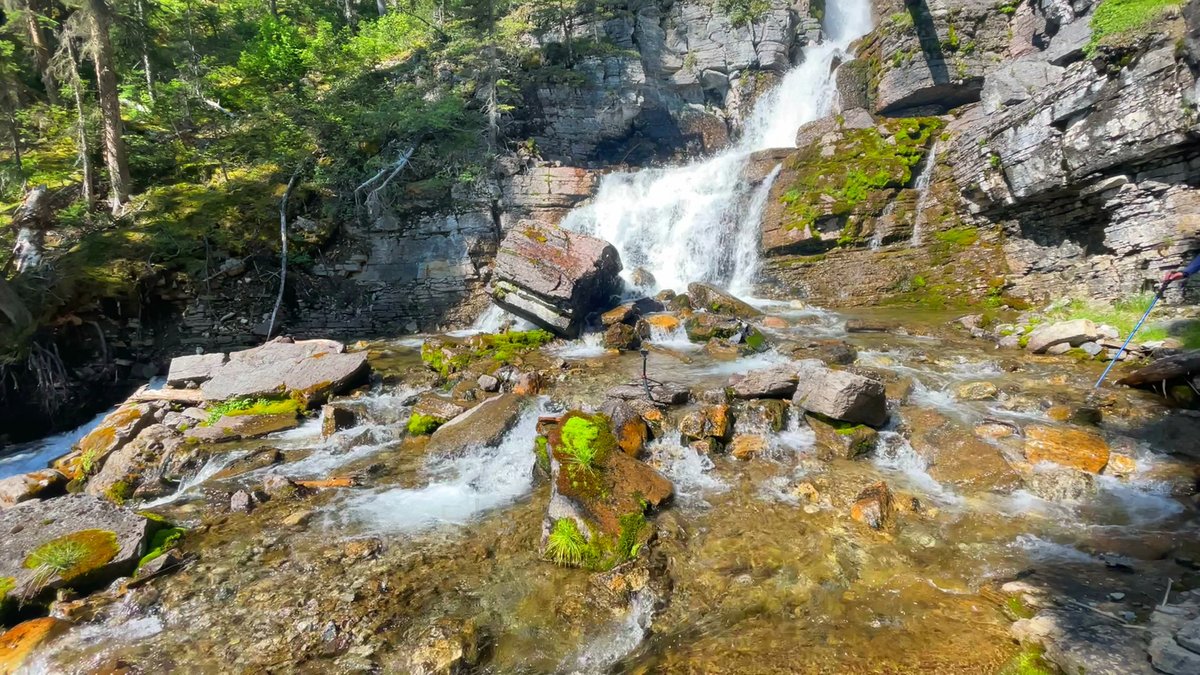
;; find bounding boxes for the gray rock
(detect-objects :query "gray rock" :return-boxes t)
[490,220,622,338]
[0,495,153,593]
[412,394,469,423]
[1176,617,1200,653]
[607,382,690,405]
[1013,608,1156,674]
[687,282,762,319]
[200,338,368,404]
[998,335,1022,349]
[1150,635,1200,674]
[477,374,500,392]
[792,360,888,427]
[426,394,524,456]
[1042,12,1093,66]
[86,424,185,501]
[166,352,228,387]
[1026,319,1100,353]
[1046,343,1073,355]
[982,60,1065,115]
[0,470,65,509]
[1081,341,1104,357]
[230,490,253,513]
[185,413,299,443]
[729,366,798,399]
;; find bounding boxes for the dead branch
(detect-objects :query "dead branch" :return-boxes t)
[267,160,310,340]
[354,146,414,229]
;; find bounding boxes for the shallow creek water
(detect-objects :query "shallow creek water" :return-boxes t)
[20,304,1200,674]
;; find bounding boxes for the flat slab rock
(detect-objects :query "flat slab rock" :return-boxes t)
[165,352,227,387]
[0,495,152,591]
[197,338,368,404]
[425,394,524,456]
[184,413,299,443]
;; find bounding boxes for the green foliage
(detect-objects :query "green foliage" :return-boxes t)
[933,226,979,247]
[0,575,14,600]
[203,397,303,426]
[944,24,961,52]
[889,11,915,28]
[1088,0,1183,56]
[421,342,472,378]
[137,526,187,570]
[407,413,444,436]
[997,1,1019,16]
[714,0,772,27]
[546,518,589,567]
[1044,293,1200,347]
[781,117,944,233]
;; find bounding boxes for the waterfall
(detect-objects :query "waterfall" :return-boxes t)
[560,0,874,294]
[908,139,941,247]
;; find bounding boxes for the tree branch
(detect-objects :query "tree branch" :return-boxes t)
[266,159,311,340]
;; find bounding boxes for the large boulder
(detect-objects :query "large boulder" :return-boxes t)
[0,495,153,596]
[687,283,762,319]
[425,394,524,456]
[1025,319,1100,354]
[729,366,799,399]
[792,360,888,427]
[490,220,622,338]
[199,338,369,404]
[53,403,156,481]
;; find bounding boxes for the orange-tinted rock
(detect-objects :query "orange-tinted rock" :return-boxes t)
[644,314,681,332]
[974,422,1016,440]
[513,372,542,396]
[1023,425,1110,474]
[730,434,768,460]
[679,405,732,442]
[0,618,69,673]
[54,404,154,480]
[850,481,895,530]
[600,400,649,457]
[760,316,789,329]
[1105,453,1138,478]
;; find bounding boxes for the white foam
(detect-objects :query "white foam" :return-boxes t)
[329,401,543,533]
[566,591,655,674]
[552,332,609,359]
[645,438,727,502]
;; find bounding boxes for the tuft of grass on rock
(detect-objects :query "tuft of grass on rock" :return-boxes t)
[1087,0,1184,55]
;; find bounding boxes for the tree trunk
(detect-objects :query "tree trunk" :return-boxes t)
[86,0,130,215]
[376,0,388,16]
[267,0,278,17]
[342,0,357,27]
[9,185,50,273]
[66,38,97,210]
[135,0,154,102]
[24,1,59,105]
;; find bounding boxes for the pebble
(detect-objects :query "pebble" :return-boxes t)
[1109,592,1126,601]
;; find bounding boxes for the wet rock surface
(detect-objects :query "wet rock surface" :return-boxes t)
[490,221,622,338]
[198,338,369,404]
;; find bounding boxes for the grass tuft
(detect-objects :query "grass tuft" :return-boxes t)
[545,518,589,567]
[203,397,303,426]
[1087,0,1183,55]
[23,529,120,586]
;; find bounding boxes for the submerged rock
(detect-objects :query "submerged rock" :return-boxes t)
[684,313,743,342]
[792,360,888,427]
[730,434,768,460]
[1023,424,1110,474]
[490,220,622,338]
[850,481,895,530]
[735,399,788,434]
[679,405,733,446]
[0,617,70,673]
[807,413,878,460]
[955,381,999,401]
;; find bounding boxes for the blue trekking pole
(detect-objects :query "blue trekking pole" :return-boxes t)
[1094,284,1165,388]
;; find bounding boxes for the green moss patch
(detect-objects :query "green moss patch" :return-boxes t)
[998,644,1055,675]
[406,413,443,436]
[1087,0,1183,56]
[137,526,186,570]
[203,397,304,426]
[474,330,555,364]
[780,117,945,238]
[23,529,120,582]
[544,510,648,571]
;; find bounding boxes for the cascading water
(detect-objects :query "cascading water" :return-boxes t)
[907,139,941,246]
[560,0,874,294]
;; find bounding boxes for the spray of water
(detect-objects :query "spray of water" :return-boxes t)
[560,0,874,294]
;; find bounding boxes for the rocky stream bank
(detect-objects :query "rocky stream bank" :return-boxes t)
[3,269,1200,673]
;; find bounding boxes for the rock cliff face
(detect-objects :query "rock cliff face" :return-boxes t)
[754,0,1200,308]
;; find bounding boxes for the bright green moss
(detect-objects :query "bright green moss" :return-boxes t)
[406,413,443,436]
[544,510,648,571]
[560,414,609,471]
[780,117,945,236]
[999,644,1054,675]
[105,480,134,505]
[932,226,979,247]
[0,575,14,600]
[1088,0,1183,55]
[534,435,550,474]
[203,397,303,426]
[137,526,186,570]
[545,518,589,567]
[476,329,555,364]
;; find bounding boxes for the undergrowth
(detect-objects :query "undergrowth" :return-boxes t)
[1046,293,1200,347]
